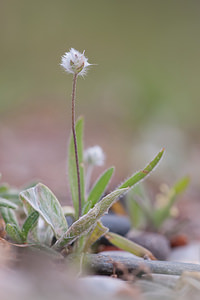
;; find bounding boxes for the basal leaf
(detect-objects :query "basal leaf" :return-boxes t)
[35,217,54,246]
[21,211,39,241]
[0,197,18,209]
[84,167,114,214]
[0,207,20,228]
[68,117,85,219]
[0,190,22,206]
[53,188,128,250]
[119,148,164,189]
[106,232,156,260]
[6,223,23,244]
[20,183,68,239]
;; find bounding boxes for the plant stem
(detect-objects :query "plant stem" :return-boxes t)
[71,73,82,218]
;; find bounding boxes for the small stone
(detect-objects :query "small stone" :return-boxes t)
[169,242,200,263]
[99,214,131,246]
[101,214,131,235]
[79,276,140,298]
[126,230,171,260]
[65,215,74,227]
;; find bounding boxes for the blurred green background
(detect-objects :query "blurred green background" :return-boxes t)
[1,0,200,196]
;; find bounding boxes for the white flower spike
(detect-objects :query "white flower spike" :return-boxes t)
[84,146,105,166]
[61,48,91,76]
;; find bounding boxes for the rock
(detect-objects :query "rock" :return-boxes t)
[126,230,171,260]
[79,276,139,298]
[142,273,179,288]
[169,242,200,263]
[99,214,131,246]
[65,215,74,227]
[101,214,131,236]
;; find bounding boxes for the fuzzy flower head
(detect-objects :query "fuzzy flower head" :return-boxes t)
[84,146,105,166]
[61,48,90,76]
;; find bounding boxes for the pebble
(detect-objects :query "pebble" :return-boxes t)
[126,230,171,260]
[79,275,139,298]
[99,214,131,246]
[169,242,200,263]
[101,214,131,236]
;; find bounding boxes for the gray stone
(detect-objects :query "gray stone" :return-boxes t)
[79,276,134,297]
[169,242,200,263]
[126,230,171,260]
[101,214,131,236]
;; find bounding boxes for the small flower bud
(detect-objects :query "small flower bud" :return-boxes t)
[84,146,105,166]
[61,48,91,76]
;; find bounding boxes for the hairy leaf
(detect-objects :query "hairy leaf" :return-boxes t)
[35,217,54,246]
[20,183,68,239]
[21,211,39,241]
[119,148,164,189]
[83,221,108,252]
[53,188,128,250]
[0,197,18,209]
[6,224,23,244]
[0,207,20,228]
[68,117,85,219]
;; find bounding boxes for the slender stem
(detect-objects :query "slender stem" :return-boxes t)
[71,73,82,218]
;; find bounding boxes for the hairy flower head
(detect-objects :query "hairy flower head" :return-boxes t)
[61,48,90,76]
[84,146,105,166]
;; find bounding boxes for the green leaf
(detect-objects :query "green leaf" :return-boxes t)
[0,207,20,228]
[126,184,154,228]
[68,117,85,219]
[0,183,9,193]
[23,200,35,216]
[20,183,68,239]
[53,188,128,251]
[36,219,54,246]
[6,223,23,244]
[0,197,18,209]
[106,232,156,260]
[126,193,144,228]
[119,148,164,189]
[153,176,190,228]
[84,167,114,214]
[83,221,108,252]
[0,189,22,206]
[173,176,190,195]
[21,211,39,241]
